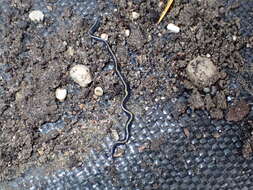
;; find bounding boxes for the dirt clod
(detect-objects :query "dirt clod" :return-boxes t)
[226,100,250,122]
[186,56,219,88]
[210,108,224,120]
[189,90,204,110]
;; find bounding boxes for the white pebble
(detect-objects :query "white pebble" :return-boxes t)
[70,65,92,87]
[94,87,103,96]
[100,33,108,41]
[29,10,44,22]
[124,29,130,37]
[55,88,67,102]
[167,23,180,33]
[132,12,140,20]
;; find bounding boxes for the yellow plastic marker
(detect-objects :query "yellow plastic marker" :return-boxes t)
[157,0,174,24]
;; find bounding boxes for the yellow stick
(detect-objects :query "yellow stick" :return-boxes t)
[157,0,174,24]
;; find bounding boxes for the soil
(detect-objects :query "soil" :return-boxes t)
[0,0,252,182]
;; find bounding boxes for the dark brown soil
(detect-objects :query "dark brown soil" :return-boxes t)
[0,0,252,181]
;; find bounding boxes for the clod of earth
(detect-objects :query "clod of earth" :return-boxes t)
[226,100,250,122]
[186,56,219,88]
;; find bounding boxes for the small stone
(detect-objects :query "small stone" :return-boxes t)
[166,23,180,33]
[100,33,108,41]
[55,88,67,102]
[132,12,140,20]
[79,104,85,109]
[113,147,125,158]
[124,29,130,37]
[158,1,164,7]
[94,87,103,96]
[138,142,151,152]
[186,56,219,88]
[37,148,44,156]
[29,10,44,22]
[203,87,210,93]
[111,129,119,140]
[70,65,92,87]
[183,128,190,138]
[147,34,152,41]
[47,6,53,11]
[66,46,74,56]
[15,91,23,102]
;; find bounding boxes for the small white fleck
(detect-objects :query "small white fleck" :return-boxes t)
[227,96,233,102]
[111,129,119,140]
[132,12,140,20]
[167,23,180,33]
[29,10,44,22]
[158,1,164,8]
[232,35,237,41]
[66,46,74,56]
[124,29,130,37]
[100,33,108,41]
[148,34,152,41]
[206,54,211,58]
[55,88,67,102]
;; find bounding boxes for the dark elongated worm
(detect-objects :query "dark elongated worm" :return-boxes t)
[88,18,134,158]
